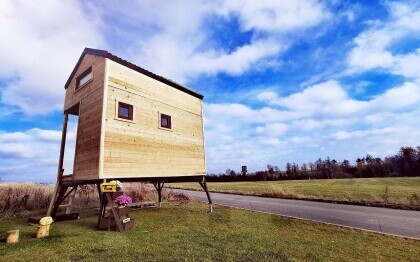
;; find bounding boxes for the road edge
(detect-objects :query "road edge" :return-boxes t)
[168,187,420,211]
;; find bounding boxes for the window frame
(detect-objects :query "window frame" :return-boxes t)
[75,66,93,91]
[160,113,172,129]
[117,101,134,121]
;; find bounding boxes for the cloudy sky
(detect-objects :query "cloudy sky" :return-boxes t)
[1,0,420,182]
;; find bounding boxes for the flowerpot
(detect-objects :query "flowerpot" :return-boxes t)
[123,219,134,231]
[117,206,130,217]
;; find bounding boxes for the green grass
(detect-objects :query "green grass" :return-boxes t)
[0,202,419,262]
[169,177,420,206]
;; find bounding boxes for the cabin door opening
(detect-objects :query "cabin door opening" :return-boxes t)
[62,103,80,176]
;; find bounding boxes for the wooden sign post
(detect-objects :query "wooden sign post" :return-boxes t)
[97,192,134,232]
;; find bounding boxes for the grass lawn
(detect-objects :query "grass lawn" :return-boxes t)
[0,202,419,262]
[168,177,420,207]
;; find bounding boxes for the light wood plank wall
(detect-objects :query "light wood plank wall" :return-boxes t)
[64,55,105,180]
[102,60,206,178]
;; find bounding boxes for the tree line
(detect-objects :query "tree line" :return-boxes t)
[206,146,420,182]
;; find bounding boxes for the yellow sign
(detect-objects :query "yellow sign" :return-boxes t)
[100,181,117,192]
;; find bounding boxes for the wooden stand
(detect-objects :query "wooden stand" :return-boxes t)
[36,225,50,238]
[97,192,134,232]
[6,230,19,244]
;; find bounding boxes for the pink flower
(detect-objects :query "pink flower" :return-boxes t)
[115,194,132,206]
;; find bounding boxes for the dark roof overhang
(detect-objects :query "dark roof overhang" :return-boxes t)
[64,48,203,100]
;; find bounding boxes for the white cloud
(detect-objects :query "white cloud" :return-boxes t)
[332,127,395,140]
[347,2,420,79]
[370,81,420,110]
[0,0,331,115]
[229,80,420,126]
[205,103,303,125]
[255,123,289,137]
[204,79,420,172]
[257,80,420,117]
[136,35,284,82]
[188,39,284,76]
[219,0,330,33]
[0,123,77,182]
[393,49,420,79]
[0,0,104,115]
[102,0,330,83]
[257,80,367,116]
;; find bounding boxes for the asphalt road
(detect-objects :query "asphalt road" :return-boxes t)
[171,189,420,239]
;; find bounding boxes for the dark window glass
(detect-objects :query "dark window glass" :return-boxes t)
[75,67,92,90]
[118,102,133,120]
[161,114,171,129]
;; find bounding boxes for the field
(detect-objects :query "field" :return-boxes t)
[1,202,419,262]
[168,177,420,208]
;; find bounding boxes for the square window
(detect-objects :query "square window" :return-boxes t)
[160,114,171,129]
[76,67,93,90]
[118,102,133,120]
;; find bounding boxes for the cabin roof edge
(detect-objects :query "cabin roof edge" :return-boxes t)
[64,48,204,100]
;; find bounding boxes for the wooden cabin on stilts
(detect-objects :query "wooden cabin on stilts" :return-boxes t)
[47,48,212,222]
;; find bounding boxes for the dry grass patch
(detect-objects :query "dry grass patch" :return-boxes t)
[0,182,187,219]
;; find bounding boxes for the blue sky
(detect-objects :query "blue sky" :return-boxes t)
[1,0,420,182]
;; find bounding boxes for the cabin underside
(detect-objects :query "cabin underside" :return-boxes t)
[47,175,213,221]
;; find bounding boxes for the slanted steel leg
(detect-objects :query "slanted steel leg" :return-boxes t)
[153,181,165,207]
[198,177,213,212]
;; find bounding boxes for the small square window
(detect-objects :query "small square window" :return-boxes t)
[76,67,93,90]
[160,114,171,129]
[118,102,133,120]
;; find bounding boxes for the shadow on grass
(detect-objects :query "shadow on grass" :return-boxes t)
[271,214,295,227]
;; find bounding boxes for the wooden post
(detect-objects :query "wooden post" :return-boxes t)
[6,230,19,244]
[97,192,106,229]
[47,182,59,216]
[65,188,77,214]
[96,183,102,199]
[106,193,124,232]
[57,113,69,183]
[198,177,213,213]
[47,113,68,216]
[153,182,164,207]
